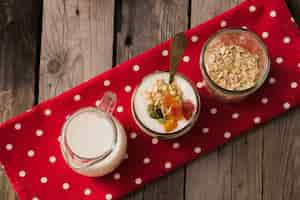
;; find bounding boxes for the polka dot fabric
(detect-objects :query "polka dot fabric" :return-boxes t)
[0,0,299,199]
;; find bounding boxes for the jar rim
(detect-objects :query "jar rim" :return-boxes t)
[200,28,270,95]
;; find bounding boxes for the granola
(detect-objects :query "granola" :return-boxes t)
[144,79,195,132]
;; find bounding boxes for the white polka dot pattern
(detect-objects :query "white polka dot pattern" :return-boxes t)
[106,194,113,200]
[113,173,121,180]
[290,82,298,89]
[262,32,269,39]
[283,36,291,44]
[232,113,239,119]
[162,50,168,56]
[172,142,180,149]
[104,80,111,87]
[5,144,13,151]
[202,128,209,134]
[270,10,277,17]
[124,85,132,93]
[135,178,142,185]
[261,97,269,104]
[254,117,261,124]
[220,20,227,27]
[84,188,92,196]
[191,35,199,43]
[95,100,101,107]
[196,81,205,89]
[32,197,39,200]
[117,106,124,113]
[57,136,62,143]
[276,57,284,64]
[35,129,43,137]
[283,102,290,110]
[249,5,256,13]
[14,123,21,130]
[130,132,137,139]
[73,94,81,101]
[49,156,56,164]
[19,170,26,177]
[269,77,276,84]
[40,177,48,184]
[152,138,159,144]
[27,150,35,158]
[291,17,295,23]
[183,56,190,63]
[194,147,201,154]
[44,109,52,116]
[224,131,231,139]
[62,183,70,190]
[133,65,140,72]
[164,162,172,169]
[143,157,151,164]
[210,108,217,115]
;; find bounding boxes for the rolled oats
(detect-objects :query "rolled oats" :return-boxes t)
[205,45,260,91]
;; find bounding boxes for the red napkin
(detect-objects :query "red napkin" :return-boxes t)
[0,0,299,199]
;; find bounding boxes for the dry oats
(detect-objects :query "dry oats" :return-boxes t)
[205,45,260,91]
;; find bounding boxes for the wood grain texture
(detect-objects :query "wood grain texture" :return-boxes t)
[39,0,115,101]
[116,0,189,199]
[0,0,42,199]
[262,109,300,200]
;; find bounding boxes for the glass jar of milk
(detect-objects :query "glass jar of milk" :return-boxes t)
[60,92,127,177]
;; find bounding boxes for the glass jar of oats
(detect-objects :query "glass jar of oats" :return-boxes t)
[200,29,270,102]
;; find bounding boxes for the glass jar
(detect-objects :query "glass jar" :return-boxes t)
[131,71,201,139]
[60,92,127,177]
[200,28,270,102]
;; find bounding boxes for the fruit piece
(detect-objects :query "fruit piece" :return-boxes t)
[182,100,195,120]
[163,94,184,120]
[163,94,178,107]
[147,104,164,119]
[163,119,178,132]
[169,103,184,120]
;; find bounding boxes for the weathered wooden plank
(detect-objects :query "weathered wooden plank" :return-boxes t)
[0,0,13,31]
[0,0,41,199]
[39,0,115,101]
[262,108,300,200]
[116,0,189,199]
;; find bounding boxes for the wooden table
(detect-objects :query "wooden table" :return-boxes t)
[0,0,300,199]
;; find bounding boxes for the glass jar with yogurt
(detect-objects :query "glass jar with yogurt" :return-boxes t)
[60,92,127,177]
[200,28,270,102]
[132,72,201,139]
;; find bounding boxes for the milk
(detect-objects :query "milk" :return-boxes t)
[66,111,115,158]
[61,108,127,177]
[132,72,200,136]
